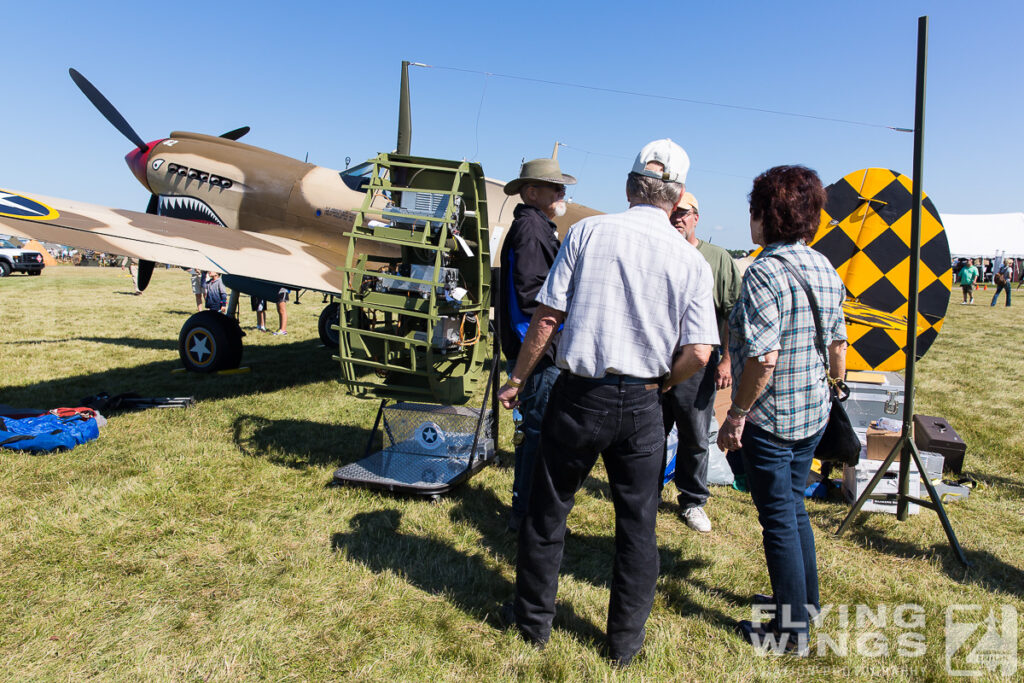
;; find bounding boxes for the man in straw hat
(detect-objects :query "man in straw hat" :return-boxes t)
[497,140,718,666]
[499,157,577,533]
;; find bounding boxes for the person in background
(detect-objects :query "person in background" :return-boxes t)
[719,165,847,656]
[662,191,741,533]
[958,259,979,304]
[497,139,717,667]
[252,296,268,331]
[991,257,1012,307]
[499,157,577,532]
[273,287,289,335]
[121,256,141,295]
[190,269,206,312]
[204,272,227,314]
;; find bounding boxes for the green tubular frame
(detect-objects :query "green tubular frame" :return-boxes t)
[335,153,491,405]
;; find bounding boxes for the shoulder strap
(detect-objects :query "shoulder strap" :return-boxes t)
[766,253,828,368]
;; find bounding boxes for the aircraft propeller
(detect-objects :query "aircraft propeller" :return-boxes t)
[69,68,250,292]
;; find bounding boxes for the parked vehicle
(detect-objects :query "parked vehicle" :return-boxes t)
[0,237,45,276]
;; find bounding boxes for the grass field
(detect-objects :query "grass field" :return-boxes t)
[1,266,1022,681]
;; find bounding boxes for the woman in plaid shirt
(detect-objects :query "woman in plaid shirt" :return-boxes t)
[718,166,848,656]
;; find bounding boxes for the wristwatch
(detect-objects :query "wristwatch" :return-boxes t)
[728,404,749,419]
[507,376,523,388]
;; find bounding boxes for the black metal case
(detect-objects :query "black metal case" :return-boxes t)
[913,414,967,474]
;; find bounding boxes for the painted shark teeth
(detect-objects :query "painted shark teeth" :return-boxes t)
[157,195,226,226]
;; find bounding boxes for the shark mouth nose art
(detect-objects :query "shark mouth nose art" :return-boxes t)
[158,195,226,226]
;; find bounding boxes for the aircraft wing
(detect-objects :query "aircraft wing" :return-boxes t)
[0,188,347,293]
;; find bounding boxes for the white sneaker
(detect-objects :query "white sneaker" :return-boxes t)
[682,506,712,533]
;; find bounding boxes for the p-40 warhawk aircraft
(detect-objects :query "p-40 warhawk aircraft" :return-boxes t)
[0,64,597,403]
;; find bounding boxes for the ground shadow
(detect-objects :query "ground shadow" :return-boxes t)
[330,509,604,646]
[3,338,345,409]
[232,415,372,470]
[819,509,1024,599]
[951,471,1024,498]
[2,336,177,350]
[447,483,736,635]
[580,476,612,501]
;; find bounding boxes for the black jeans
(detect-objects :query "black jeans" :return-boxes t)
[662,349,719,509]
[509,357,561,519]
[513,372,664,660]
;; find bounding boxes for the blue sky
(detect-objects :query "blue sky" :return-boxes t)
[1,1,1020,249]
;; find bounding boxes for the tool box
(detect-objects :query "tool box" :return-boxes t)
[913,414,967,474]
[842,458,920,515]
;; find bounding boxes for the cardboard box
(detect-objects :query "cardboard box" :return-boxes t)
[842,458,920,514]
[866,426,902,461]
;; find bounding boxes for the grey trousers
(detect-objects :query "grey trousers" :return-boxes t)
[662,349,719,510]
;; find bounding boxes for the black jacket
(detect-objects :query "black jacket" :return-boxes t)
[498,204,561,363]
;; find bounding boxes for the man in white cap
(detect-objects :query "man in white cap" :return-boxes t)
[663,191,742,533]
[497,139,718,666]
[499,158,577,532]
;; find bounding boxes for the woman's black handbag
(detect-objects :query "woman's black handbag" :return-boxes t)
[767,255,861,467]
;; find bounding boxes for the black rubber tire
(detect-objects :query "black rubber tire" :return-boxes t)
[30,270,42,276]
[318,302,340,349]
[178,311,244,373]
[0,261,11,277]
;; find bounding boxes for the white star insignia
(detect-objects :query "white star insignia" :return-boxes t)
[189,336,211,362]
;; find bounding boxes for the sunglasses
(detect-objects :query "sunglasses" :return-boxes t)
[530,182,566,193]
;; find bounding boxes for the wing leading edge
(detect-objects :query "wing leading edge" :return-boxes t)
[0,188,347,294]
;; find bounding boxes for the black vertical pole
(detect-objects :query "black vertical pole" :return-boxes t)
[835,16,969,566]
[895,16,928,520]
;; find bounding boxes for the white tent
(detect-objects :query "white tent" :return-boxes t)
[940,212,1024,258]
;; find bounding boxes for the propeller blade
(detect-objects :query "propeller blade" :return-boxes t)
[137,260,155,292]
[133,196,161,292]
[68,68,148,152]
[220,126,250,141]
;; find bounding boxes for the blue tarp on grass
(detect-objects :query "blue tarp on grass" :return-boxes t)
[0,413,99,453]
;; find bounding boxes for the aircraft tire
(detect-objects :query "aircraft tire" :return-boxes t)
[179,311,243,373]
[318,302,340,349]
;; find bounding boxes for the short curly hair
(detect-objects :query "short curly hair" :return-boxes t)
[748,165,826,244]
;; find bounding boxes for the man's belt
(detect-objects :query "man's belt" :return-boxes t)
[563,371,662,386]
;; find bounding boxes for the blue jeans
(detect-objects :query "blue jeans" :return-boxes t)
[741,421,825,636]
[991,282,1012,306]
[509,358,561,519]
[514,372,664,660]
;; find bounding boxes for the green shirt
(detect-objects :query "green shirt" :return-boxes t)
[958,265,978,285]
[695,239,742,344]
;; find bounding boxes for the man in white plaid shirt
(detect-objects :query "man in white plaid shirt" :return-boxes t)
[496,139,718,667]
